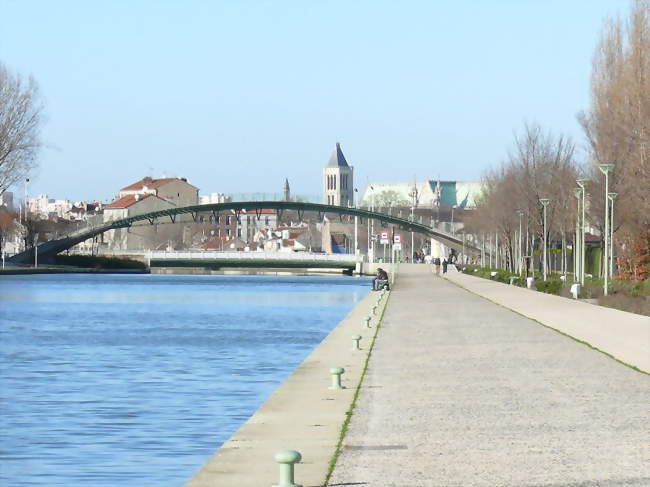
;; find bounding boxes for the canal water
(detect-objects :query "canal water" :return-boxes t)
[0,273,370,486]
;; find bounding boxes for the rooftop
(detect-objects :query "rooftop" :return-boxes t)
[120,176,191,192]
[105,194,159,209]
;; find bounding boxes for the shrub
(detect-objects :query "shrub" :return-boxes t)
[535,279,563,295]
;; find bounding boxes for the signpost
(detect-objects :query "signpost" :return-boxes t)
[393,234,402,251]
[380,231,389,262]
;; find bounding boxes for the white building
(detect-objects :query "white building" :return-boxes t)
[27,194,73,219]
[359,180,483,210]
[200,192,231,205]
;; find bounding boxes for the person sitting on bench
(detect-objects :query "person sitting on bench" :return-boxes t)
[373,268,390,291]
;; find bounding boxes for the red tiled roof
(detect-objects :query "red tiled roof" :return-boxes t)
[105,194,155,209]
[120,177,181,192]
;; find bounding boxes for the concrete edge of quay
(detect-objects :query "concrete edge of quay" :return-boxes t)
[185,281,391,487]
[443,269,650,374]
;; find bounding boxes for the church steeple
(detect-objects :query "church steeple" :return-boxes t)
[323,143,354,206]
[283,178,291,201]
[327,142,350,168]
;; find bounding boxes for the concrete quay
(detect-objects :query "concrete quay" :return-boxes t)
[186,282,390,487]
[329,265,650,486]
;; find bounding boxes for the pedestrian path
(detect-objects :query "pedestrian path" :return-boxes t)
[329,265,650,487]
[445,268,650,372]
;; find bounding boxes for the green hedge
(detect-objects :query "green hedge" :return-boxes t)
[54,255,147,270]
[535,279,563,295]
[463,265,563,294]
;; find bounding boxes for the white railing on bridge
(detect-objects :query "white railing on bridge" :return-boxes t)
[147,250,362,262]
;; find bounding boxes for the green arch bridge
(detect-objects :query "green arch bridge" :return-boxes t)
[8,201,471,265]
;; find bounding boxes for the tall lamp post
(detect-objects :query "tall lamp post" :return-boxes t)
[574,187,582,283]
[576,179,588,284]
[540,198,550,281]
[608,192,618,279]
[517,210,524,276]
[598,164,614,296]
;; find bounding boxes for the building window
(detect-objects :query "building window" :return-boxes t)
[237,228,242,237]
[226,215,231,225]
[226,228,231,236]
[199,215,205,223]
[215,215,220,223]
[265,217,269,225]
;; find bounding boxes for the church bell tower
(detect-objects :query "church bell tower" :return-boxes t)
[323,143,354,207]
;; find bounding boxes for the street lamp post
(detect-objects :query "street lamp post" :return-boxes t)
[598,164,614,296]
[540,198,550,281]
[576,179,588,284]
[608,192,618,279]
[517,210,524,276]
[574,187,582,283]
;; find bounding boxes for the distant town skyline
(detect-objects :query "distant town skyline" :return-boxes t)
[0,0,626,201]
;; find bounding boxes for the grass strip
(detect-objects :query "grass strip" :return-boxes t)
[323,281,395,485]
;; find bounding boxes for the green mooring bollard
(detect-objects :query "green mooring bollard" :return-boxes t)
[329,367,345,390]
[273,450,302,487]
[364,316,372,328]
[352,334,362,350]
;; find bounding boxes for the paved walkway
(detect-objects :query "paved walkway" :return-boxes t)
[329,265,650,487]
[445,268,650,372]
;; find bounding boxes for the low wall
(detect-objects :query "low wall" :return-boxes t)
[186,286,391,486]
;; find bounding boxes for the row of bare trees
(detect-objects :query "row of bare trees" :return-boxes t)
[464,123,580,275]
[466,0,649,281]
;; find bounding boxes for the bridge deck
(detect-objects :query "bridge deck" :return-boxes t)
[329,265,650,486]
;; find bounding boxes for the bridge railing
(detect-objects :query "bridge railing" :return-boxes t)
[147,250,363,262]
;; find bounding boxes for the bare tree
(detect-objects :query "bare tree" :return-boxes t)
[465,123,580,275]
[0,62,44,194]
[0,206,17,254]
[578,0,649,279]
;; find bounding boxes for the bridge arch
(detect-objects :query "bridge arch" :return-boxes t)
[8,201,472,264]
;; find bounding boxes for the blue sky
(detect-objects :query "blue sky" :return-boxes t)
[1,0,626,201]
